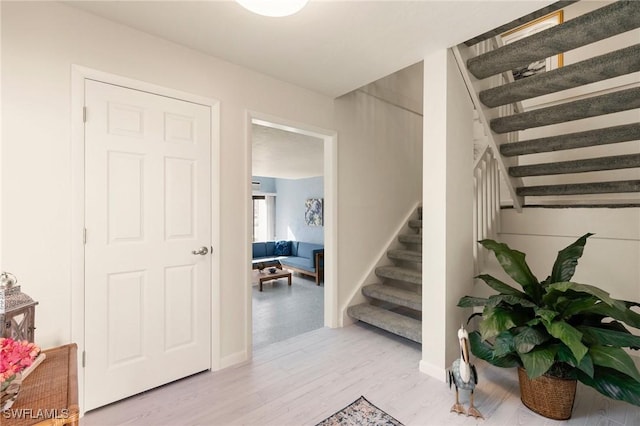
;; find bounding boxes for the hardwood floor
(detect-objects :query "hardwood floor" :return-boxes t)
[82,323,640,425]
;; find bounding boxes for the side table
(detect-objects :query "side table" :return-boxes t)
[2,343,79,426]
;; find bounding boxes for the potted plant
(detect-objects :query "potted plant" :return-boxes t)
[458,233,640,420]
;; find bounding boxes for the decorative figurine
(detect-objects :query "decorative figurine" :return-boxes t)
[448,325,483,419]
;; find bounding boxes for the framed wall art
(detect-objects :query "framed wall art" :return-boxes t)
[304,198,323,226]
[501,11,564,80]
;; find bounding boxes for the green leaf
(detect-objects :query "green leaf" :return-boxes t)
[578,325,640,349]
[475,274,527,297]
[487,294,537,308]
[514,327,550,354]
[468,331,521,368]
[520,347,556,379]
[544,320,588,363]
[479,240,541,301]
[556,344,594,378]
[547,282,626,311]
[577,367,640,407]
[479,306,518,340]
[493,331,515,358]
[584,302,640,329]
[589,346,640,382]
[560,296,599,318]
[535,308,558,323]
[457,296,489,308]
[550,233,594,283]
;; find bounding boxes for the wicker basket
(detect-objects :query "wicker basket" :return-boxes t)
[517,367,577,420]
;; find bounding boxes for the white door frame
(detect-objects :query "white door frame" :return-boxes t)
[245,111,338,356]
[70,65,221,414]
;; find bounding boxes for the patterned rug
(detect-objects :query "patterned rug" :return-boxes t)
[316,396,404,426]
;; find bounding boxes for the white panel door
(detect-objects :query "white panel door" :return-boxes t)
[84,80,212,410]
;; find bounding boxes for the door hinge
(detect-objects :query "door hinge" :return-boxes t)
[82,350,86,368]
[83,228,87,245]
[83,106,87,123]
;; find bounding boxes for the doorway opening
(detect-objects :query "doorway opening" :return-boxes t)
[246,114,337,353]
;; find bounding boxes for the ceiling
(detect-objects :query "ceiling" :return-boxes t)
[65,1,552,179]
[65,0,552,98]
[252,124,324,179]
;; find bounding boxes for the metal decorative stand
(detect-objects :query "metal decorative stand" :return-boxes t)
[0,272,38,342]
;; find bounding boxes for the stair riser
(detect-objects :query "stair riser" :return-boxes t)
[509,154,640,177]
[517,180,640,197]
[480,44,640,108]
[467,1,640,79]
[387,250,422,264]
[399,234,422,245]
[363,287,421,312]
[408,219,422,232]
[491,87,640,134]
[376,267,422,286]
[347,304,422,343]
[500,123,640,157]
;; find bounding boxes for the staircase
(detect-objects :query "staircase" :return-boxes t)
[456,0,640,208]
[346,1,639,345]
[347,206,422,343]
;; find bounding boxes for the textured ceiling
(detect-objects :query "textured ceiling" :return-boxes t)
[252,124,324,179]
[65,0,551,97]
[64,0,552,178]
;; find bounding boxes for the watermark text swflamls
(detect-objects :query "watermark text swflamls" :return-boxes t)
[2,408,70,420]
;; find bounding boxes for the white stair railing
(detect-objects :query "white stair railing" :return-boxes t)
[473,145,501,274]
[452,38,525,211]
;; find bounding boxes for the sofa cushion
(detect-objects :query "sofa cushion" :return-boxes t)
[296,242,324,260]
[280,256,315,272]
[265,241,276,256]
[252,242,267,259]
[274,240,291,256]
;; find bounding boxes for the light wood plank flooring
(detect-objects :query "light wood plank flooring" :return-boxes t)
[83,323,640,425]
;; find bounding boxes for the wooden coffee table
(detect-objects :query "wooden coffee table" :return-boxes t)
[257,269,292,291]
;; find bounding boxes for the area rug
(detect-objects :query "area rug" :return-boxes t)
[316,396,404,426]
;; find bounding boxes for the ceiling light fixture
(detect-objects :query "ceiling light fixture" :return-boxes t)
[235,0,309,17]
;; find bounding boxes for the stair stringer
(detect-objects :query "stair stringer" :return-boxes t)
[340,201,422,327]
[452,42,525,211]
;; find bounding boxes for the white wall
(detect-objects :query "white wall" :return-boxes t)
[420,49,474,380]
[1,2,334,364]
[476,209,640,305]
[334,86,423,320]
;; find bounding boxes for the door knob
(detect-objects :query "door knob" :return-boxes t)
[191,246,209,255]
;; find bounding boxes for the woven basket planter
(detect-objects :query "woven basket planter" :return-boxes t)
[517,367,577,420]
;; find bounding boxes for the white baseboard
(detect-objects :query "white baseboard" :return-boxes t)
[218,350,248,370]
[419,360,447,383]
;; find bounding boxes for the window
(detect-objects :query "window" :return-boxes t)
[253,195,275,242]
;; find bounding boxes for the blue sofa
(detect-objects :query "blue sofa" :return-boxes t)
[252,240,324,285]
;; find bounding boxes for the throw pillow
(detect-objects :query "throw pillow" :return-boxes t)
[274,240,291,256]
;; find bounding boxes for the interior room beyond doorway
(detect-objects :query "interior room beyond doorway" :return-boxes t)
[250,119,326,349]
